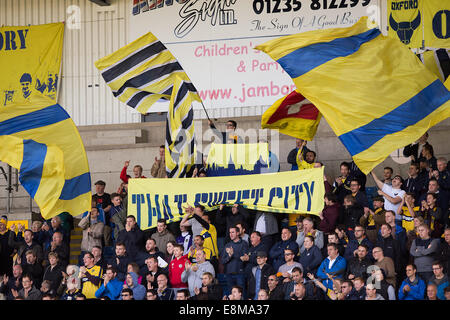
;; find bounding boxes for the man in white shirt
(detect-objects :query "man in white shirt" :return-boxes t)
[371,171,405,225]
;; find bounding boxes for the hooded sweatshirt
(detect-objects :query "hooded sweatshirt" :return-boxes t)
[123,272,146,300]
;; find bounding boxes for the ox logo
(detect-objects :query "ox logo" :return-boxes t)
[389,11,421,45]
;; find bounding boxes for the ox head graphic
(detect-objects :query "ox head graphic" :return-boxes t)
[389,11,421,45]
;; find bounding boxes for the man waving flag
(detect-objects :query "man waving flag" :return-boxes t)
[256,17,450,174]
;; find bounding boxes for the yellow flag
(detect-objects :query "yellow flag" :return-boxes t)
[423,0,450,48]
[387,0,423,48]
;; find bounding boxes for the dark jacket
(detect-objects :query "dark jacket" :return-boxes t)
[403,142,431,163]
[107,253,133,282]
[340,204,364,231]
[216,205,250,239]
[0,230,15,276]
[247,263,274,299]
[44,243,70,269]
[22,262,44,288]
[244,241,271,276]
[298,245,323,274]
[0,275,22,300]
[403,176,426,202]
[438,238,450,274]
[268,284,285,300]
[269,239,299,272]
[283,279,320,300]
[18,285,42,300]
[344,237,374,261]
[345,256,373,280]
[142,266,168,289]
[8,232,44,265]
[42,264,64,292]
[117,226,145,260]
[287,146,310,170]
[221,238,249,274]
[135,248,165,270]
[376,235,406,274]
[194,283,223,300]
[343,287,360,300]
[319,203,340,234]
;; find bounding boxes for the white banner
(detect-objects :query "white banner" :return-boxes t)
[129,0,380,111]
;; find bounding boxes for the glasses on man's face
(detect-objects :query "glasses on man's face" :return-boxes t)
[284,253,293,256]
[268,279,275,281]
[432,267,442,271]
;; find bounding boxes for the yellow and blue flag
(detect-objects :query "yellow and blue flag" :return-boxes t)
[0,135,65,218]
[256,16,450,174]
[95,32,201,115]
[0,101,92,219]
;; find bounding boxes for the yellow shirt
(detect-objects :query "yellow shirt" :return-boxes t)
[401,205,419,232]
[81,265,103,299]
[200,224,218,258]
[188,247,213,262]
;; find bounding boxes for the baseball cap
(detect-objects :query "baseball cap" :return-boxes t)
[94,180,106,186]
[256,251,267,258]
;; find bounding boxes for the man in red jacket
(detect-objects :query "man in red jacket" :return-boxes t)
[319,192,340,235]
[168,244,189,292]
[120,160,146,184]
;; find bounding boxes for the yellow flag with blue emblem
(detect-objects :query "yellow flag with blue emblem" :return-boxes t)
[0,135,65,218]
[256,16,450,174]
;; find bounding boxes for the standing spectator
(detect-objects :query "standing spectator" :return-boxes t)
[79,207,104,265]
[42,252,63,293]
[151,145,166,178]
[181,249,215,297]
[316,243,347,290]
[79,252,103,299]
[136,238,166,270]
[180,205,207,237]
[269,227,299,272]
[123,272,146,300]
[318,192,340,234]
[420,192,443,237]
[117,215,145,260]
[345,244,372,281]
[156,273,175,300]
[187,235,213,264]
[421,144,437,171]
[332,162,352,204]
[360,196,386,244]
[383,210,407,246]
[278,248,303,282]
[241,231,271,278]
[41,216,69,251]
[383,167,393,185]
[221,226,249,297]
[298,235,323,275]
[107,242,132,282]
[92,180,112,217]
[0,218,14,276]
[120,160,146,184]
[410,224,440,282]
[31,221,45,247]
[108,192,124,246]
[151,219,176,257]
[43,231,70,269]
[296,217,324,253]
[350,179,369,212]
[247,251,274,300]
[418,178,448,217]
[216,204,250,244]
[8,225,43,266]
[165,241,176,263]
[371,171,405,227]
[372,268,396,300]
[340,195,364,240]
[435,156,450,216]
[253,211,279,250]
[267,274,284,300]
[95,266,122,300]
[287,138,311,171]
[403,163,426,202]
[92,245,107,271]
[373,246,397,288]
[429,261,449,300]
[143,256,168,290]
[11,274,42,300]
[398,264,426,300]
[168,244,189,291]
[22,250,43,289]
[191,212,219,261]
[235,222,249,244]
[403,132,430,163]
[0,264,23,300]
[438,228,450,274]
[398,193,420,234]
[193,272,222,300]
[176,224,192,255]
[344,225,373,261]
[377,223,406,279]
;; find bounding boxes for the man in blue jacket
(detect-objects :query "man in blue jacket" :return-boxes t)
[316,243,347,290]
[95,266,122,300]
[269,227,299,272]
[398,264,426,300]
[221,226,249,298]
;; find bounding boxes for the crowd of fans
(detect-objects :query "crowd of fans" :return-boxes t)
[0,125,449,301]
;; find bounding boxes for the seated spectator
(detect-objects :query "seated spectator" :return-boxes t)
[156,273,174,300]
[325,232,345,257]
[242,231,271,277]
[445,286,450,300]
[410,224,440,282]
[429,261,449,300]
[257,288,269,300]
[151,219,176,258]
[181,249,215,297]
[123,272,145,300]
[22,250,43,289]
[298,235,323,275]
[332,162,352,204]
[284,267,319,300]
[8,225,43,266]
[372,268,396,300]
[31,220,45,247]
[377,223,406,278]
[223,285,243,300]
[426,283,439,300]
[316,243,347,290]
[421,143,437,171]
[360,196,386,244]
[176,288,190,300]
[296,216,324,253]
[345,244,372,281]
[289,282,307,300]
[235,222,249,244]
[398,264,426,300]
[0,264,23,300]
[165,241,176,263]
[383,167,393,185]
[79,207,105,264]
[382,210,407,246]
[344,225,373,261]
[42,252,63,293]
[146,289,159,300]
[418,178,448,218]
[151,146,166,178]
[120,288,134,300]
[438,228,450,274]
[41,215,68,251]
[176,224,192,255]
[136,238,166,270]
[420,192,443,237]
[126,262,142,284]
[373,247,397,288]
[306,271,342,300]
[40,280,53,297]
[278,249,303,283]
[92,245,107,271]
[107,242,132,282]
[403,162,426,202]
[11,274,42,300]
[269,227,299,272]
[334,225,349,247]
[79,252,103,299]
[318,192,340,235]
[267,274,284,300]
[353,277,366,300]
[59,265,81,300]
[339,280,359,300]
[193,272,222,300]
[187,235,213,264]
[365,283,385,300]
[117,215,145,261]
[95,266,122,300]
[168,244,189,291]
[398,193,420,234]
[247,251,274,300]
[143,256,168,290]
